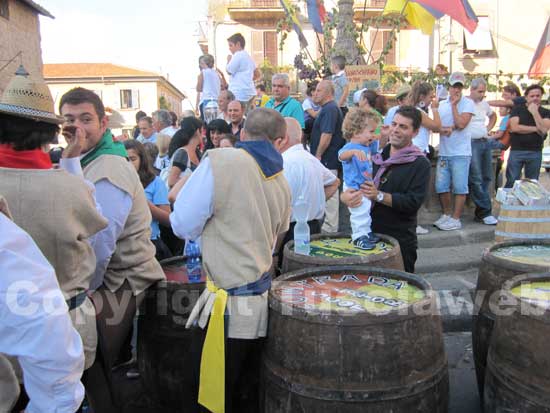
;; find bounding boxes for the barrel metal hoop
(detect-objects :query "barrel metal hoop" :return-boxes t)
[497,216,550,223]
[263,358,449,402]
[494,231,550,239]
[501,205,550,211]
[486,354,550,407]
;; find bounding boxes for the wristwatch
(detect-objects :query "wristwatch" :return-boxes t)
[376,191,384,203]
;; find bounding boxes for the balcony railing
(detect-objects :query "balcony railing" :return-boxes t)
[228,0,282,8]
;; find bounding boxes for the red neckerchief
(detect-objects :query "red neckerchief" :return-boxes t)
[0,144,53,169]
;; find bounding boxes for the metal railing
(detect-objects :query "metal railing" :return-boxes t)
[228,0,281,8]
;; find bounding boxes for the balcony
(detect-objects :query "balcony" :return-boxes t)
[353,0,387,21]
[227,0,285,23]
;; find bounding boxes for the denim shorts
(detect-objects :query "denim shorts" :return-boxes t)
[435,156,471,195]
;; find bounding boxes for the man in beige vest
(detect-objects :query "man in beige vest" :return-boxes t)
[59,87,165,412]
[171,108,291,412]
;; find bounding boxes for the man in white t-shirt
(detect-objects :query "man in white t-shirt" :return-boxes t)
[226,33,258,114]
[467,78,498,225]
[434,72,476,231]
[276,117,340,265]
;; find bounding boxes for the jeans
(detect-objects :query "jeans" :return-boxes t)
[469,139,493,218]
[435,156,471,195]
[505,150,542,188]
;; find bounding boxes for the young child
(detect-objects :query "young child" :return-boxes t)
[154,133,171,170]
[339,107,381,250]
[124,140,172,260]
[331,55,350,116]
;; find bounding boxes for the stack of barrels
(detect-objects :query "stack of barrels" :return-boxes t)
[473,239,550,411]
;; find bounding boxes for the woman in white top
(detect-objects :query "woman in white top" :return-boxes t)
[408,81,442,235]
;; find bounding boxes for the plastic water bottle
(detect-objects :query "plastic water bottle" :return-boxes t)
[293,196,310,255]
[185,240,202,283]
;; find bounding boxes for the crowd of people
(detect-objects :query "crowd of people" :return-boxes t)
[0,30,549,413]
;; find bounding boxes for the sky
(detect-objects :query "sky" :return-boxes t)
[38,0,208,109]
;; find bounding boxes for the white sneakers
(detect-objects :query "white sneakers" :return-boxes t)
[438,217,462,231]
[416,225,429,235]
[434,215,462,231]
[433,214,450,228]
[481,215,498,225]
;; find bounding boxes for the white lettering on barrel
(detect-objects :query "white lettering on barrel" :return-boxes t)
[337,274,362,283]
[312,276,332,285]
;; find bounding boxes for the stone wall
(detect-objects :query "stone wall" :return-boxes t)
[0,0,43,94]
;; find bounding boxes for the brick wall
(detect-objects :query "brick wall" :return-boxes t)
[0,0,43,94]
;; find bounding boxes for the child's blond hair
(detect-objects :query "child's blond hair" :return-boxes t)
[155,133,171,156]
[342,107,380,141]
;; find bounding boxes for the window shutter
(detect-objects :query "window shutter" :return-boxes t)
[264,32,278,67]
[251,31,265,66]
[132,90,140,108]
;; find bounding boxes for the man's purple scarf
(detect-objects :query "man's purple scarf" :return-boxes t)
[372,145,425,188]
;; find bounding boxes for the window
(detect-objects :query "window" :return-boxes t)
[120,89,139,109]
[251,30,278,67]
[0,0,9,19]
[463,16,495,56]
[369,30,396,65]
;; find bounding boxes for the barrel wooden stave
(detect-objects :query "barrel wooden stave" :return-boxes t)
[484,273,550,412]
[138,257,205,408]
[262,266,448,412]
[282,232,404,273]
[472,240,550,399]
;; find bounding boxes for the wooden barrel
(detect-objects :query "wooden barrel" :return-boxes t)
[262,265,449,412]
[137,256,205,408]
[495,203,550,242]
[282,232,404,273]
[472,240,550,399]
[484,273,550,412]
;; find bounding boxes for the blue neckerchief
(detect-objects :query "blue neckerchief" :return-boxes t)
[235,140,283,180]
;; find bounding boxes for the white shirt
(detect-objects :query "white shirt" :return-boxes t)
[0,213,84,412]
[413,107,430,153]
[384,105,399,125]
[200,68,221,103]
[438,96,476,156]
[469,99,494,139]
[161,125,179,138]
[282,144,337,222]
[226,50,256,101]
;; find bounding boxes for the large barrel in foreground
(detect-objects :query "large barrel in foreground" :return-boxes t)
[485,273,550,412]
[472,241,550,399]
[262,266,448,413]
[137,256,205,408]
[282,232,404,273]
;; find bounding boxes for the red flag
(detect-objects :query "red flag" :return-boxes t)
[529,18,550,78]
[415,0,478,33]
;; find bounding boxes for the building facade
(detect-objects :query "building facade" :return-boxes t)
[43,63,186,136]
[0,0,53,93]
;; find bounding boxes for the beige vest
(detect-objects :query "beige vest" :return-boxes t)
[83,155,165,294]
[0,168,108,368]
[189,148,291,338]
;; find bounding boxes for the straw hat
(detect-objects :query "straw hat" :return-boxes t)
[0,65,64,124]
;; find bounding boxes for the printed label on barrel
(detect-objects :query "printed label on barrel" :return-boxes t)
[272,273,425,313]
[511,281,550,308]
[492,245,550,266]
[309,238,394,258]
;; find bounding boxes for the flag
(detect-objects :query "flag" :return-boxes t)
[415,0,478,33]
[383,0,440,35]
[280,0,308,49]
[306,0,327,34]
[529,18,550,78]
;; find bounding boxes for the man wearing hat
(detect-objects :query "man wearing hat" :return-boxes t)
[58,87,166,411]
[384,84,412,126]
[434,71,476,231]
[0,67,107,405]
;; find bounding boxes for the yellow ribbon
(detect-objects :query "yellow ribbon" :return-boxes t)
[198,279,228,413]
